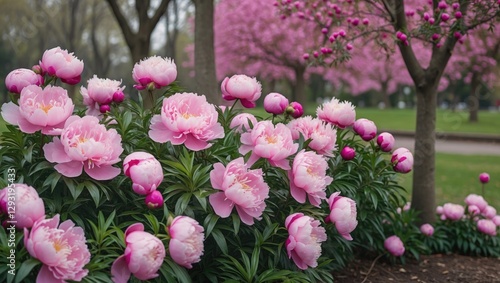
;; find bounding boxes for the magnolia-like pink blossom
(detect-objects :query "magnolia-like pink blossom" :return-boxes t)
[168,216,205,268]
[81,75,125,116]
[384,235,405,256]
[132,56,177,90]
[442,203,465,221]
[39,47,84,84]
[221,74,262,108]
[353,118,377,141]
[341,146,356,160]
[239,121,298,170]
[123,152,164,195]
[288,102,304,118]
[287,116,337,156]
[377,132,395,152]
[477,219,497,236]
[264,92,289,114]
[24,214,90,282]
[479,172,490,184]
[316,98,356,128]
[289,150,333,207]
[145,191,164,209]
[420,223,434,236]
[149,92,224,151]
[209,157,269,225]
[111,223,166,282]
[1,85,74,135]
[5,68,43,94]
[482,206,497,219]
[464,194,488,212]
[285,213,327,270]
[327,192,358,240]
[230,113,258,133]
[391,147,414,173]
[43,115,123,180]
[0,184,45,229]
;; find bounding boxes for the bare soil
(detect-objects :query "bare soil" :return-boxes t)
[334,254,500,283]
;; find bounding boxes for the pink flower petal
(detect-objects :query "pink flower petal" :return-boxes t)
[54,161,83,177]
[111,255,131,283]
[43,138,72,163]
[209,192,234,218]
[210,163,226,190]
[184,135,210,151]
[37,264,66,283]
[85,165,121,180]
[1,102,22,125]
[149,115,173,143]
[235,206,256,225]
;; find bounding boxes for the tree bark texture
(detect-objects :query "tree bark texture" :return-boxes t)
[293,67,307,107]
[193,0,219,105]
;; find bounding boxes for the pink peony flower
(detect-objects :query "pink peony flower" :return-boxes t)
[326,192,358,240]
[289,150,333,207]
[420,223,434,236]
[384,235,405,256]
[436,205,444,215]
[123,152,164,195]
[221,74,262,108]
[145,191,164,209]
[43,115,123,180]
[316,98,356,128]
[209,157,269,225]
[477,219,497,236]
[39,47,84,84]
[1,85,74,135]
[111,223,165,282]
[0,184,45,229]
[391,147,414,173]
[377,132,395,152]
[493,215,500,226]
[479,172,490,184]
[442,203,465,221]
[132,56,177,90]
[168,216,205,269]
[239,121,299,170]
[230,113,258,133]
[24,214,90,282]
[287,116,337,156]
[353,118,377,141]
[340,146,356,160]
[149,92,224,151]
[264,92,289,115]
[482,206,497,219]
[468,205,481,215]
[288,102,304,118]
[285,213,327,270]
[464,194,488,212]
[81,75,125,116]
[5,68,43,94]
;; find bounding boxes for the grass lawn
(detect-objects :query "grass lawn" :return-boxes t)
[396,153,500,210]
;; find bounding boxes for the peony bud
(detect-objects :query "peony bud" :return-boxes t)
[145,191,164,209]
[99,104,111,113]
[341,146,356,160]
[420,224,434,236]
[264,92,289,115]
[441,13,450,22]
[113,91,125,103]
[479,172,490,184]
[455,11,462,19]
[377,132,395,152]
[288,102,304,118]
[438,1,447,9]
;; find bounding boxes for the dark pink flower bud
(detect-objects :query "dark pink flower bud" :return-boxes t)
[339,30,346,37]
[346,43,353,50]
[438,1,447,9]
[264,92,289,115]
[431,33,440,41]
[441,13,450,22]
[362,18,369,25]
[341,146,356,160]
[113,91,125,103]
[455,11,462,19]
[377,132,395,152]
[452,3,460,10]
[303,53,310,60]
[396,31,402,39]
[423,12,430,21]
[321,28,328,34]
[399,33,407,41]
[391,148,414,173]
[436,43,443,48]
[100,104,111,113]
[313,51,319,58]
[479,172,490,184]
[297,12,305,19]
[329,36,335,43]
[288,101,303,118]
[353,118,377,141]
[145,191,164,209]
[351,18,359,26]
[454,32,462,40]
[429,17,435,24]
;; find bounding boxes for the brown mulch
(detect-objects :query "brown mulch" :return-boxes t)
[333,254,500,283]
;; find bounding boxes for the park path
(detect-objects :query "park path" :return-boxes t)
[394,137,500,156]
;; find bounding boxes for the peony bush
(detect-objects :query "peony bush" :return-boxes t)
[3,46,482,283]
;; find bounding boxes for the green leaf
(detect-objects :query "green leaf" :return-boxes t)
[212,229,228,254]
[15,258,40,283]
[231,213,241,235]
[204,214,219,237]
[85,181,101,207]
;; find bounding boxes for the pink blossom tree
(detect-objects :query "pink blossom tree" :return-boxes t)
[277,0,500,223]
[214,0,325,107]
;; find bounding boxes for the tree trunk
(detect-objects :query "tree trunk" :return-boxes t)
[468,72,480,123]
[193,0,219,105]
[293,67,307,108]
[381,81,391,109]
[411,85,437,224]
